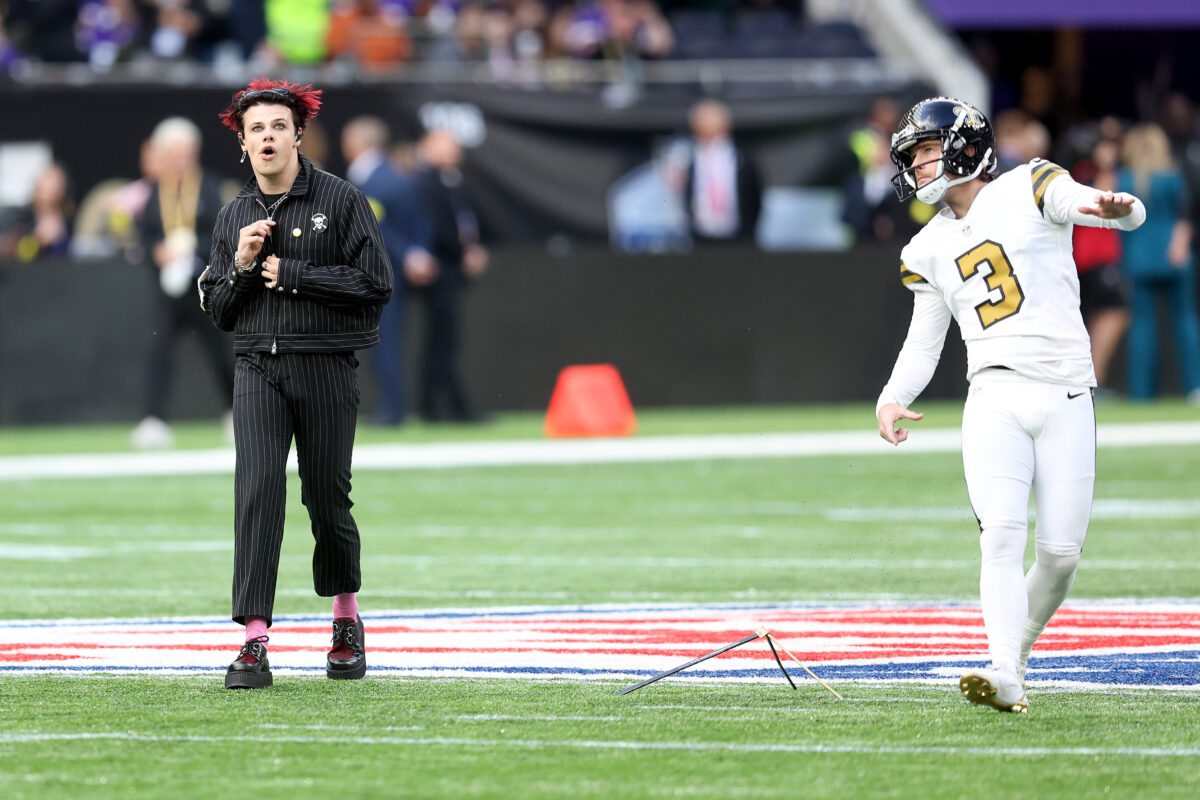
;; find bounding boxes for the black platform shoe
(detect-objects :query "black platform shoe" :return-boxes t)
[326,616,366,680]
[225,637,273,689]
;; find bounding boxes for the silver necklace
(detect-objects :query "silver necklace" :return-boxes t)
[261,192,288,219]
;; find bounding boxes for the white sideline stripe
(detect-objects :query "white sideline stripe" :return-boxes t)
[0,588,951,602]
[24,547,1200,569]
[2,421,1199,481]
[638,702,944,710]
[260,723,425,732]
[828,498,1200,522]
[0,541,230,561]
[1,731,1198,757]
[363,554,1200,571]
[455,714,627,722]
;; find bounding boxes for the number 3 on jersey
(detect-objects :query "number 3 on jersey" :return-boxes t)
[955,240,1025,329]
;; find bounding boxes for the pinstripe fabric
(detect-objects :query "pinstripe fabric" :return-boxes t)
[198,154,393,353]
[231,352,361,625]
[200,153,390,628]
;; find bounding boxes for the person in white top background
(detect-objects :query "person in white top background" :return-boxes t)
[875,97,1146,713]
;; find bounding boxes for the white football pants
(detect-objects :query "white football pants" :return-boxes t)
[961,369,1095,675]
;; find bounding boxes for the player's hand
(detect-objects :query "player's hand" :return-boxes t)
[878,403,923,446]
[1078,191,1136,219]
[261,254,280,289]
[236,219,275,266]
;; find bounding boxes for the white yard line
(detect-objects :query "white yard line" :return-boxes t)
[0,731,1197,757]
[2,421,1199,481]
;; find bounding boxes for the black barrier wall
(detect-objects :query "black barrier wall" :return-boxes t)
[0,245,974,424]
[1,82,924,245]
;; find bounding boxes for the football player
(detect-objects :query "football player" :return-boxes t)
[875,97,1146,713]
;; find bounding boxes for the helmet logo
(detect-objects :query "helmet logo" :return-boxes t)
[953,105,986,129]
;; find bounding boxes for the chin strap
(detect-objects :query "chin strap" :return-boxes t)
[916,146,994,204]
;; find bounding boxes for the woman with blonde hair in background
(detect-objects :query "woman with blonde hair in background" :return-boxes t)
[1117,122,1200,403]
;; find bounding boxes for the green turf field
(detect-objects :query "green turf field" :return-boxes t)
[1,402,1199,798]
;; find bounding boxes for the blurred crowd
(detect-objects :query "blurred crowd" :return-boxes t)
[0,0,816,75]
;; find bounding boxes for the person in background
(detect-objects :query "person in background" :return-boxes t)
[562,0,674,62]
[226,0,268,60]
[262,0,332,65]
[0,162,73,262]
[131,117,233,449]
[144,0,221,62]
[342,115,429,425]
[1161,92,1200,315]
[993,109,1033,173]
[1071,125,1128,395]
[106,138,159,263]
[327,0,412,72]
[73,0,143,69]
[1116,122,1200,404]
[845,96,936,242]
[409,128,489,422]
[1162,92,1200,234]
[665,98,761,244]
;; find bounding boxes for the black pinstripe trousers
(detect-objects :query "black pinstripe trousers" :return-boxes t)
[231,351,362,626]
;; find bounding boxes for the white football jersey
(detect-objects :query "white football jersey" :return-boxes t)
[877,160,1146,412]
[901,160,1094,384]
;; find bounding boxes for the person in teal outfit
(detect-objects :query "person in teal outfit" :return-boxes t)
[1117,123,1200,403]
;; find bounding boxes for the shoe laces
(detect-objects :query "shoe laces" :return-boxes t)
[238,636,268,664]
[331,618,360,654]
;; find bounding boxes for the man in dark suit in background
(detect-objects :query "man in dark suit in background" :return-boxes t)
[341,116,428,425]
[408,128,489,422]
[674,99,762,244]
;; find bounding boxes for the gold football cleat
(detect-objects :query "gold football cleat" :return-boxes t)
[959,670,1029,714]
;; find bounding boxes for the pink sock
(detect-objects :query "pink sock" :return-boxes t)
[333,593,358,620]
[245,616,268,643]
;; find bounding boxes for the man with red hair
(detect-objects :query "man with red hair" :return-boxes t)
[199,79,392,689]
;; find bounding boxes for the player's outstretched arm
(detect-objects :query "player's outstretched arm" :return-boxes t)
[1043,171,1146,230]
[877,403,924,446]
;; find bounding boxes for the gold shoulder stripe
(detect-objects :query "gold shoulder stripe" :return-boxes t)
[1030,160,1058,183]
[899,263,927,285]
[1031,162,1065,191]
[1031,162,1067,214]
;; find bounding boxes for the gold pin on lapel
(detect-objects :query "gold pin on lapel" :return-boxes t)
[292,228,302,237]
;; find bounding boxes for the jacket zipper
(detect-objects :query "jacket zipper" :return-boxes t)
[255,194,289,355]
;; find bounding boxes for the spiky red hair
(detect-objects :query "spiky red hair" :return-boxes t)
[218,78,323,133]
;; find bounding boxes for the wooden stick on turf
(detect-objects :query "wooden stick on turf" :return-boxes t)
[764,632,844,699]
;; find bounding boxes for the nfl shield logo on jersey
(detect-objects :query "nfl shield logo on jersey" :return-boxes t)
[311,213,328,232]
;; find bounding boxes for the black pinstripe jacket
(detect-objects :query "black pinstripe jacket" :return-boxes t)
[199,154,393,354]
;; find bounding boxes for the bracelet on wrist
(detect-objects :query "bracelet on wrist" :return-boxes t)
[234,254,256,273]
